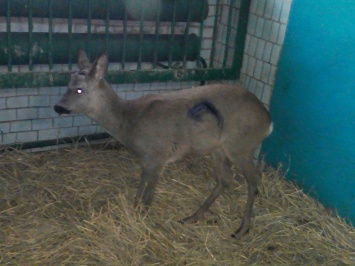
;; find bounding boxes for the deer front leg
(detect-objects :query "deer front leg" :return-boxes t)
[134,164,163,211]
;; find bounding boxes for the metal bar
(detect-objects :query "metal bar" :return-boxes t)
[223,0,235,68]
[168,0,177,68]
[28,0,33,71]
[6,0,12,72]
[232,0,251,78]
[0,33,200,65]
[0,0,208,22]
[121,0,128,70]
[48,0,53,70]
[7,133,110,151]
[87,0,92,58]
[153,0,161,69]
[196,0,207,68]
[68,0,73,70]
[137,0,144,70]
[183,0,192,68]
[209,0,220,68]
[105,0,110,54]
[0,68,234,89]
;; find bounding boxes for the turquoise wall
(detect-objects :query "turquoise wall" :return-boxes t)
[262,0,355,224]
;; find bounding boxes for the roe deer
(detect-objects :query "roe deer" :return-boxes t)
[54,50,273,238]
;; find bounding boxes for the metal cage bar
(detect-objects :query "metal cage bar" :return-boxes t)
[48,0,53,70]
[105,0,110,55]
[121,0,128,70]
[6,0,12,72]
[182,0,192,68]
[168,0,177,68]
[87,0,92,58]
[209,0,221,68]
[28,0,33,71]
[68,0,73,70]
[223,0,236,68]
[0,0,252,88]
[197,0,207,68]
[137,0,144,70]
[153,0,161,69]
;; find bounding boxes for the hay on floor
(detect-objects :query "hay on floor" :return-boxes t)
[0,142,354,265]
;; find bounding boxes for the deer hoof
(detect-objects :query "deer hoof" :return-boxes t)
[231,227,249,239]
[178,215,200,224]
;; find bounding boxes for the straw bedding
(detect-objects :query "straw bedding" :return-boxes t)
[0,142,354,265]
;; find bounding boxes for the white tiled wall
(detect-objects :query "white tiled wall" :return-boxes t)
[0,0,292,148]
[240,0,292,108]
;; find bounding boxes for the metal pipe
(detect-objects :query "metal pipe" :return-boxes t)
[0,33,200,65]
[0,0,209,22]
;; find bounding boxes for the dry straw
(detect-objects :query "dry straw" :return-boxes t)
[0,142,354,265]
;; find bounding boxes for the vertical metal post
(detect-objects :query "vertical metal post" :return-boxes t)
[232,0,251,78]
[48,0,53,70]
[105,0,110,55]
[28,0,33,70]
[197,0,207,68]
[168,0,177,68]
[68,0,73,70]
[87,0,92,58]
[182,0,192,68]
[223,0,236,68]
[209,0,220,68]
[6,0,12,72]
[121,0,128,70]
[153,0,161,69]
[137,0,144,70]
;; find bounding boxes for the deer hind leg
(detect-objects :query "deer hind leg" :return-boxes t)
[180,149,232,224]
[134,163,164,211]
[231,157,260,239]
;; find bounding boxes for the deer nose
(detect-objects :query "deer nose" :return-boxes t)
[54,105,71,114]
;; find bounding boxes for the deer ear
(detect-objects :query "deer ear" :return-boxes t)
[77,49,90,70]
[90,54,108,81]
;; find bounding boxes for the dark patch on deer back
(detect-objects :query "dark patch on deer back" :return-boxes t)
[188,101,224,129]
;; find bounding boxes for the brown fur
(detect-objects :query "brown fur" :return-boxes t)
[54,50,273,238]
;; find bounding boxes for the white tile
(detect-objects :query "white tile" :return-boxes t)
[277,23,287,45]
[247,14,257,36]
[261,62,272,83]
[244,35,251,53]
[250,0,258,14]
[280,1,292,24]
[254,81,265,99]
[248,78,257,93]
[268,65,278,85]
[262,20,273,41]
[254,59,263,80]
[246,57,256,77]
[247,36,258,56]
[261,84,273,105]
[256,0,267,16]
[270,21,281,43]
[264,0,275,19]
[241,54,249,74]
[255,39,266,59]
[271,0,283,21]
[262,41,273,62]
[255,17,265,38]
[270,44,282,65]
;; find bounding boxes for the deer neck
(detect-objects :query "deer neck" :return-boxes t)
[88,83,128,145]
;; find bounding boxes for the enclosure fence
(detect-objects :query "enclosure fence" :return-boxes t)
[0,0,250,88]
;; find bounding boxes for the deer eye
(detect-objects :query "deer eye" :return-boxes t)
[76,88,83,94]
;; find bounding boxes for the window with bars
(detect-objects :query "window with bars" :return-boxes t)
[0,0,250,88]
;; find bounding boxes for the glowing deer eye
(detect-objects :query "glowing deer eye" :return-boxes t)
[76,88,83,94]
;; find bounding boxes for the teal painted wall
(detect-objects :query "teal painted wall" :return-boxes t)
[262,0,355,224]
